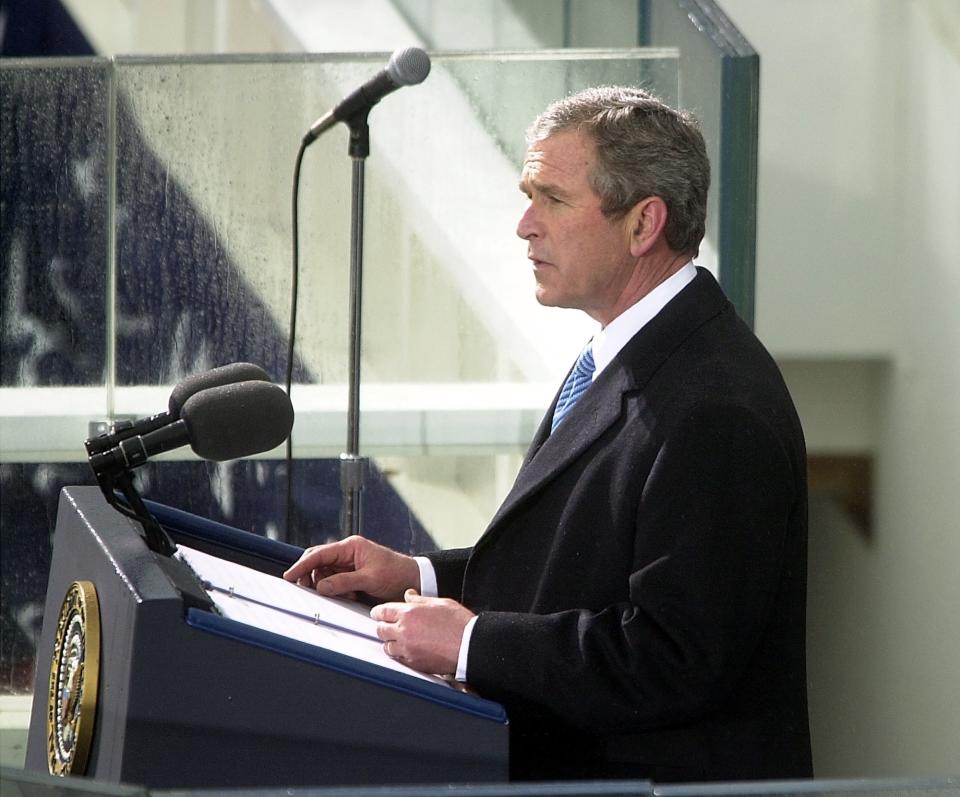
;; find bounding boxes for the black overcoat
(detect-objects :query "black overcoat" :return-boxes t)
[428,269,813,782]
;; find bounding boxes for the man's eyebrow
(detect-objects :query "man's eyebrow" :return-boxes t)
[518,176,571,199]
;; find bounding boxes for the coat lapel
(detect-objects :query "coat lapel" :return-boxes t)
[480,268,730,539]
[482,365,629,533]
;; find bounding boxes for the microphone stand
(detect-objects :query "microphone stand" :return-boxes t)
[340,110,372,537]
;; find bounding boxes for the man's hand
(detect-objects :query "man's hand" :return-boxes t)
[282,536,420,603]
[371,590,475,677]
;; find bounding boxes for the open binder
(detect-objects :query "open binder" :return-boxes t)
[25,486,508,789]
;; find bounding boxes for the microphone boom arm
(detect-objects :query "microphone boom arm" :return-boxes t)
[95,467,176,556]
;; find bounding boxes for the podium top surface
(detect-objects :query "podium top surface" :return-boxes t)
[57,486,508,724]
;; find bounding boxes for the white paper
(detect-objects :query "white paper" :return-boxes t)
[175,545,450,687]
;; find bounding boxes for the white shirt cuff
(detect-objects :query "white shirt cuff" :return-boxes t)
[455,615,478,682]
[413,556,438,598]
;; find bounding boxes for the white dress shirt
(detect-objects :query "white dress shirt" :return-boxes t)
[416,262,698,681]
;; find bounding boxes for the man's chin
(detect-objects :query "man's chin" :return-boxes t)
[534,289,556,308]
[534,286,570,309]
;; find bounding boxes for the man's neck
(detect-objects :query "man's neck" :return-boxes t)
[595,251,691,328]
[590,261,697,378]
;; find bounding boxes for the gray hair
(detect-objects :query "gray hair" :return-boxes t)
[526,86,710,257]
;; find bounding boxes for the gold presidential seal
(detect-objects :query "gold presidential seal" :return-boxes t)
[47,580,101,776]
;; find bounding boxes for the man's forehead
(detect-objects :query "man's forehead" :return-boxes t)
[521,130,594,179]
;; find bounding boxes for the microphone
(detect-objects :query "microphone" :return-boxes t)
[84,362,271,456]
[303,46,431,144]
[88,380,294,476]
[168,362,271,416]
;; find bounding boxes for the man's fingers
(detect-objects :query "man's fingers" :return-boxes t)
[372,602,404,649]
[283,537,419,604]
[371,596,473,676]
[283,549,331,582]
[312,569,369,597]
[282,537,363,582]
[384,640,402,659]
[370,602,402,623]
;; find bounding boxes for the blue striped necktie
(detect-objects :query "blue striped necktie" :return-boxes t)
[551,345,596,432]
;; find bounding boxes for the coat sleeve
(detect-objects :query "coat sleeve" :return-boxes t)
[422,546,473,599]
[462,403,804,734]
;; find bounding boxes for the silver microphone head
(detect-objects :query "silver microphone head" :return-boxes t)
[387,46,431,87]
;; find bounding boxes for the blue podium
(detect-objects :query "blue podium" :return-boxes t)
[25,486,508,788]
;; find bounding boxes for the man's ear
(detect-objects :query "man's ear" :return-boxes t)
[627,196,669,257]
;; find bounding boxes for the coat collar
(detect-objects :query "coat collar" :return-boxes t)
[480,268,731,536]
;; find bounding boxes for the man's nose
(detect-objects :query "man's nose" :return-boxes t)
[516,203,539,240]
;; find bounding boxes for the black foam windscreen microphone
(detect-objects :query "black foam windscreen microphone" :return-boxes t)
[184,380,294,461]
[88,380,294,475]
[167,362,271,416]
[303,46,431,144]
[85,362,271,456]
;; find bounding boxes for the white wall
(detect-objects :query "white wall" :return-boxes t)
[721,0,960,777]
